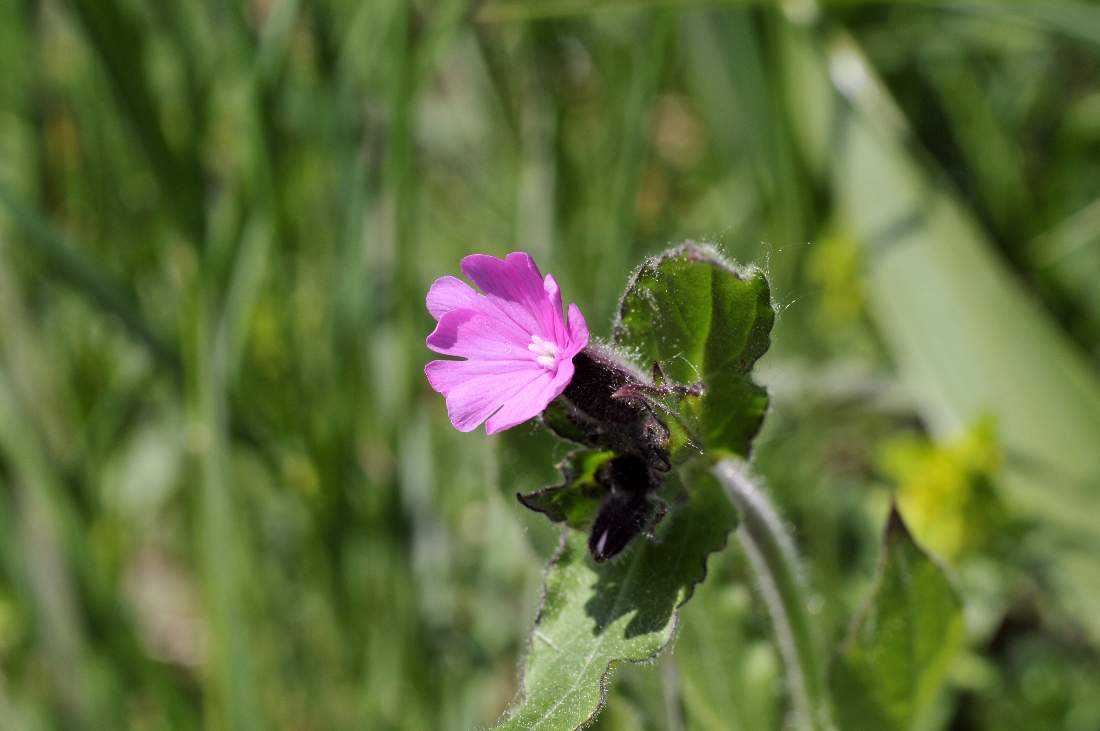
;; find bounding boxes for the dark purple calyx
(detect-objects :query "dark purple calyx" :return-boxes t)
[527,346,679,562]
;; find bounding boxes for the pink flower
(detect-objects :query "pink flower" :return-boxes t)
[425,252,589,434]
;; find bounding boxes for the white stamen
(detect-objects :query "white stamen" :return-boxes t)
[527,334,560,370]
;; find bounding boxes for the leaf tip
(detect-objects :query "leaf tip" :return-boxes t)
[884,501,911,543]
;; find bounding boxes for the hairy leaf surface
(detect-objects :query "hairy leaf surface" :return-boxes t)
[614,243,773,459]
[497,469,735,730]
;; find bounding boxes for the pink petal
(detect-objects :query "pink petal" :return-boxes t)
[426,276,481,321]
[442,366,546,432]
[484,358,576,434]
[424,358,535,396]
[426,308,530,360]
[461,252,564,340]
[543,274,566,344]
[565,303,589,355]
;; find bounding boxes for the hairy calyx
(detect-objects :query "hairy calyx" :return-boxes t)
[519,345,694,562]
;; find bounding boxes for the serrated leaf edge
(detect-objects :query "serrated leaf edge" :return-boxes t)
[611,240,769,345]
[611,241,775,459]
[495,494,735,731]
[515,449,611,526]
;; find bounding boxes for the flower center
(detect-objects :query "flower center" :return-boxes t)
[527,335,560,370]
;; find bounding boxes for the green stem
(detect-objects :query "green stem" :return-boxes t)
[712,458,833,731]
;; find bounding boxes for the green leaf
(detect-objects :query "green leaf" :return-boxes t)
[614,243,773,459]
[829,507,964,731]
[518,450,616,530]
[496,468,736,731]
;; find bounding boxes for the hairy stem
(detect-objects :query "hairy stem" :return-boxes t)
[661,655,685,731]
[713,458,833,731]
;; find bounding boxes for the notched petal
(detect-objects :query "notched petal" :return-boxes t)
[426,275,481,321]
[461,252,561,338]
[566,303,589,353]
[542,273,567,342]
[444,367,544,432]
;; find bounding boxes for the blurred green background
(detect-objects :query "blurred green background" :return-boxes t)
[2,0,1100,729]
